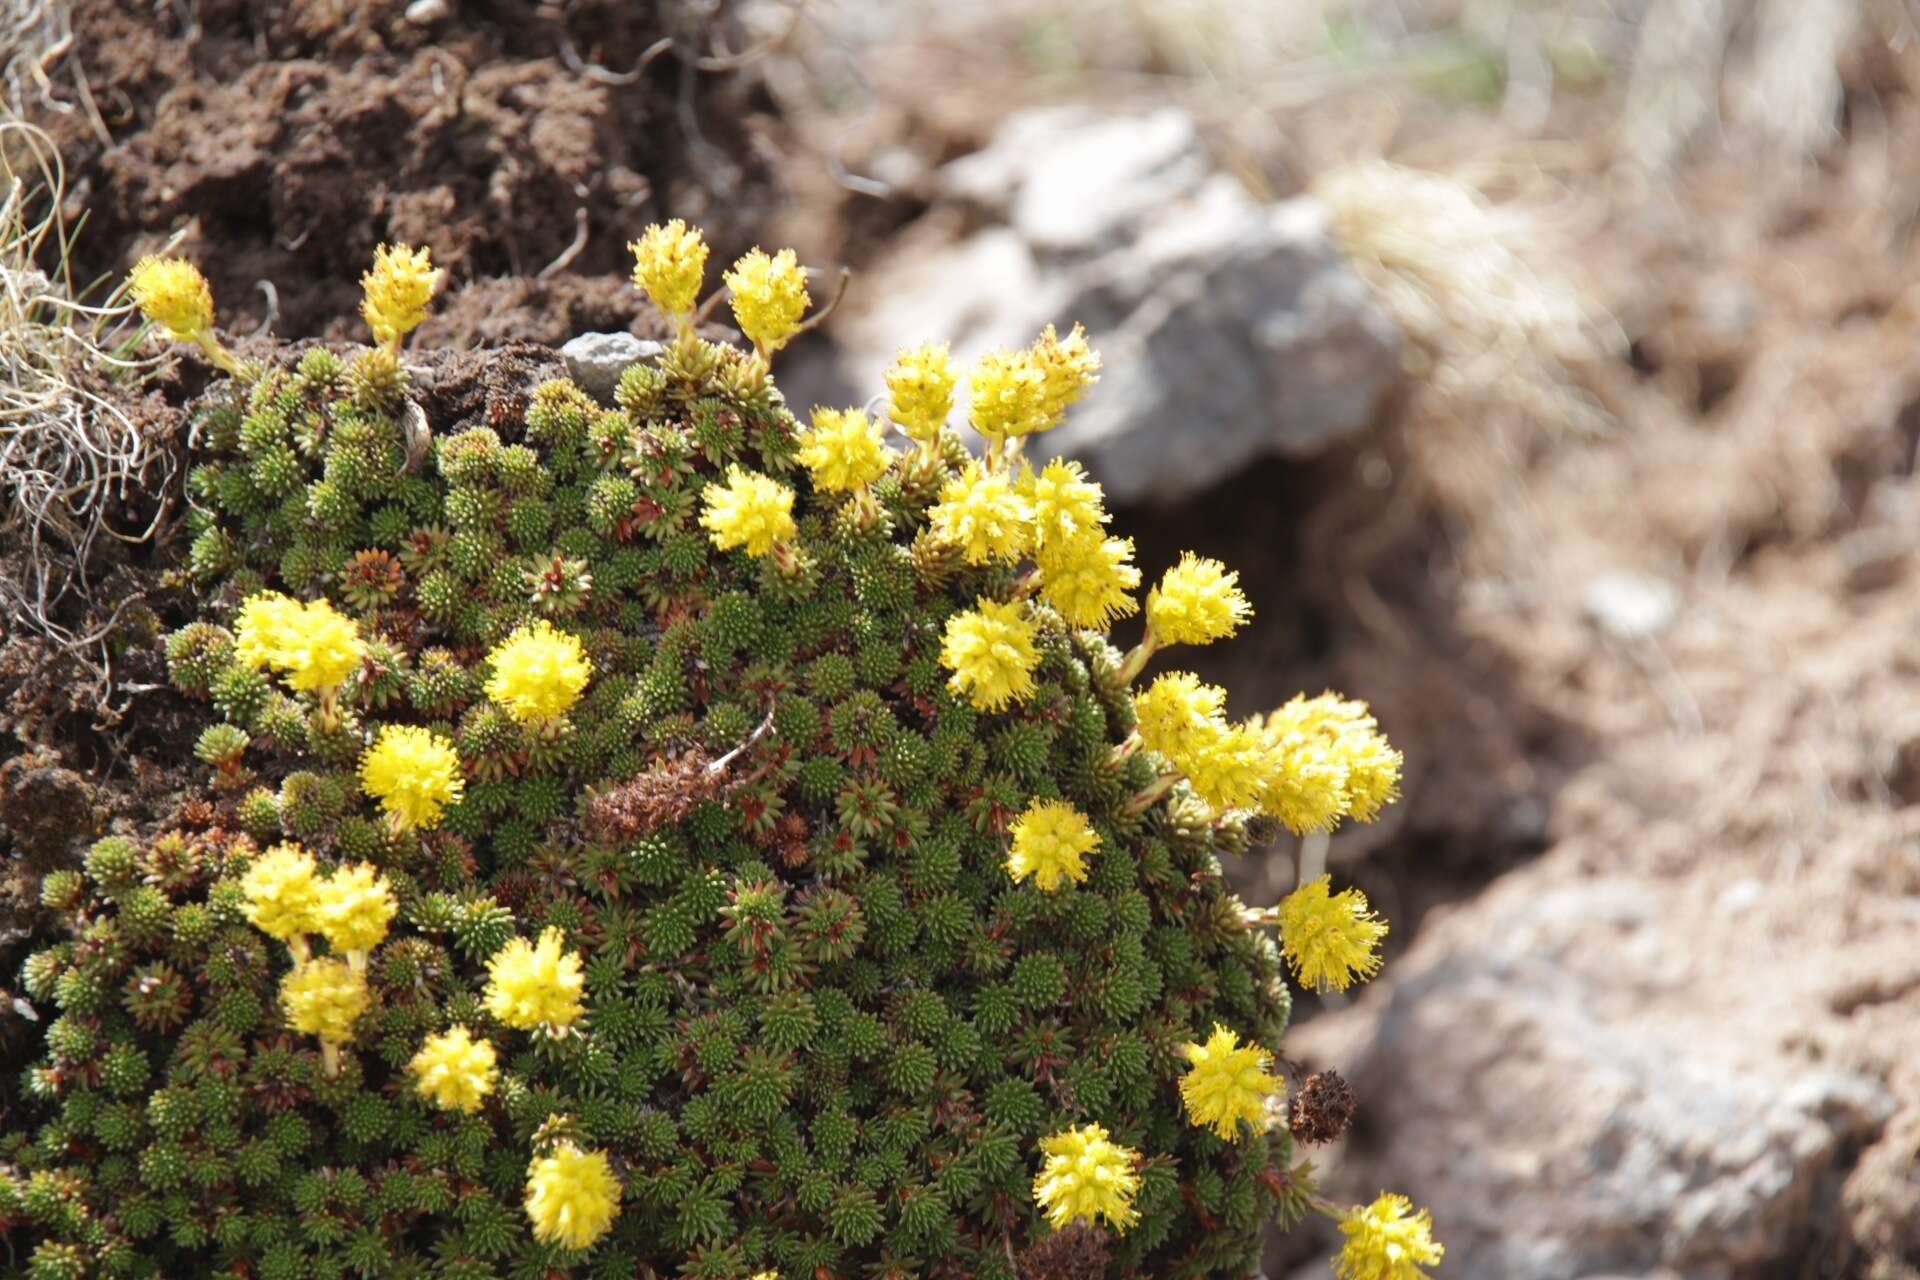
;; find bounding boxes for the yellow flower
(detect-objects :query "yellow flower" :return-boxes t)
[940,598,1040,713]
[1335,1193,1444,1280]
[1020,457,1109,551]
[967,347,1049,440]
[724,247,810,354]
[629,219,708,319]
[1278,874,1387,993]
[1007,799,1100,892]
[1263,694,1403,824]
[484,927,585,1031]
[1036,532,1139,629]
[700,466,797,558]
[484,620,594,724]
[128,255,215,342]
[359,724,465,833]
[1181,722,1272,812]
[1146,554,1252,648]
[1031,1123,1141,1233]
[884,341,956,441]
[1133,672,1228,761]
[408,1025,498,1113]
[799,407,892,493]
[314,863,397,958]
[241,842,322,945]
[280,957,369,1045]
[1029,323,1101,427]
[927,462,1032,565]
[233,593,365,697]
[234,592,300,669]
[1178,1024,1283,1140]
[525,1142,621,1250]
[360,243,441,348]
[1250,727,1350,836]
[281,599,365,696]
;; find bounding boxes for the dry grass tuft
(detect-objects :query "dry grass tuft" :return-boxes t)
[1311,157,1619,434]
[0,116,177,719]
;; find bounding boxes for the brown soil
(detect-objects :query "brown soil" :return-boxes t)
[25,0,783,345]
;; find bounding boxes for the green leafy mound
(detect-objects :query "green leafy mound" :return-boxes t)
[8,337,1309,1280]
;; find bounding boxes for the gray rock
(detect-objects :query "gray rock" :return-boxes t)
[1046,183,1402,504]
[806,107,1401,505]
[941,107,1211,257]
[1292,908,1896,1280]
[560,332,663,406]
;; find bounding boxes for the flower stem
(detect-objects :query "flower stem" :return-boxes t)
[1117,632,1161,684]
[1124,770,1180,816]
[1297,831,1330,888]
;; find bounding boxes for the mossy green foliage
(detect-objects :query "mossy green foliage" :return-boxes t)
[11,341,1294,1278]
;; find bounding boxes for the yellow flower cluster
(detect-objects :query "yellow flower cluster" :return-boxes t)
[1036,532,1140,629]
[484,620,594,724]
[724,247,810,354]
[408,1025,498,1113]
[939,598,1040,713]
[1029,323,1102,426]
[484,927,585,1032]
[525,1142,621,1250]
[280,957,370,1074]
[1256,694,1403,824]
[884,341,956,441]
[315,862,398,962]
[798,407,892,493]
[927,463,1032,565]
[1335,1193,1445,1280]
[234,592,366,698]
[241,843,396,971]
[241,843,324,950]
[1006,799,1100,892]
[967,347,1049,442]
[360,242,441,349]
[967,323,1101,440]
[700,466,797,558]
[629,219,708,322]
[1031,1123,1141,1233]
[1178,1024,1283,1140]
[1146,553,1252,648]
[1134,675,1401,834]
[128,255,214,342]
[359,724,465,833]
[126,253,244,374]
[1277,874,1387,993]
[1020,458,1107,548]
[1134,673,1265,810]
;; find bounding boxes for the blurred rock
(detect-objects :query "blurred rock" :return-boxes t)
[1583,571,1680,640]
[560,332,663,405]
[802,106,1401,504]
[1291,884,1896,1280]
[942,107,1211,256]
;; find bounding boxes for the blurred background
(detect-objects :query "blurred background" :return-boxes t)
[5,1,1920,1276]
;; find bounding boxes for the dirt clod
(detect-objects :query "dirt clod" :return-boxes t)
[0,750,98,867]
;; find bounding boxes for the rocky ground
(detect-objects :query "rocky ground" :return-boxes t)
[778,5,1920,1277]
